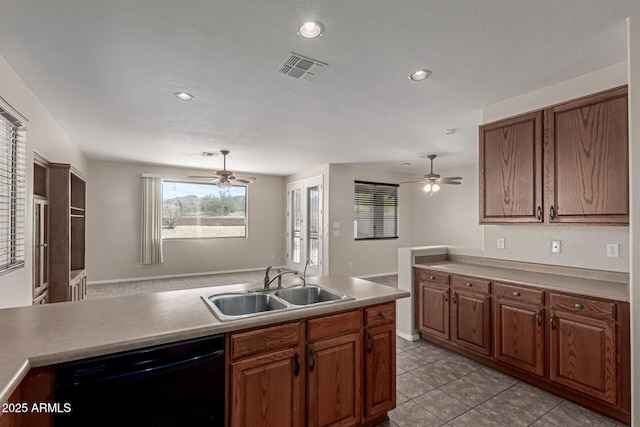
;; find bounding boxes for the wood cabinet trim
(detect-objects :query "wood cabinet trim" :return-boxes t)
[230,321,302,360]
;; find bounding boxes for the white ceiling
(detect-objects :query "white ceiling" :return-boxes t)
[0,1,639,176]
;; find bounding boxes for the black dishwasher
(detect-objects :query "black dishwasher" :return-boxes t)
[55,334,225,427]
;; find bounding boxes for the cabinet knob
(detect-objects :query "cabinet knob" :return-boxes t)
[429,276,436,280]
[380,312,387,319]
[466,283,472,287]
[513,291,520,297]
[574,303,583,309]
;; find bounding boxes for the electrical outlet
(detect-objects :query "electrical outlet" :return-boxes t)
[497,238,505,249]
[607,243,619,258]
[551,241,561,254]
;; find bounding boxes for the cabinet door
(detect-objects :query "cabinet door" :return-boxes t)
[545,86,628,224]
[479,111,543,223]
[494,299,544,376]
[419,282,450,341]
[364,323,395,422]
[451,289,491,356]
[307,332,361,427]
[549,311,616,404]
[230,347,304,427]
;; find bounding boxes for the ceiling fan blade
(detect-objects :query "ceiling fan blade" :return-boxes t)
[187,175,215,178]
[233,175,257,181]
[398,179,427,184]
[233,179,252,184]
[442,177,463,180]
[440,180,462,185]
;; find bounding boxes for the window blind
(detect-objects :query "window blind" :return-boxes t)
[354,180,398,240]
[0,97,26,274]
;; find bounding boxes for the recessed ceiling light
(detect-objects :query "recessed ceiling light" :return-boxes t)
[298,22,323,39]
[409,69,431,81]
[174,92,195,101]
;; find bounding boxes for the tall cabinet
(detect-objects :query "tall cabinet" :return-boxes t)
[49,164,87,303]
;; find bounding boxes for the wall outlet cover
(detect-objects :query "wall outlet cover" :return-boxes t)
[497,238,505,249]
[607,243,620,257]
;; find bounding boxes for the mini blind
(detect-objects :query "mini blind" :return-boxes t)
[0,97,27,274]
[354,180,398,240]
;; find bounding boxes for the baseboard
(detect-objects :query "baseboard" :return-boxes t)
[396,330,420,341]
[87,266,279,285]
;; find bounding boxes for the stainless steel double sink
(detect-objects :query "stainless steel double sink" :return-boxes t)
[202,285,354,322]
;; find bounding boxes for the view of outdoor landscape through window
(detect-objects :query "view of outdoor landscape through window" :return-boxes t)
[162,181,247,239]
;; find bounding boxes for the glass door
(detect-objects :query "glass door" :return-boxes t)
[286,176,323,276]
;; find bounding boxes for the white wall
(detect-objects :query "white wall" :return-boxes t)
[87,159,285,282]
[327,164,415,276]
[0,55,86,308]
[415,62,630,273]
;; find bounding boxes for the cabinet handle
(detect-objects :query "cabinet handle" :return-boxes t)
[309,349,315,373]
[513,291,520,297]
[443,291,448,302]
[549,205,556,221]
[429,276,436,280]
[452,291,457,304]
[535,308,541,327]
[465,283,472,287]
[550,313,556,330]
[294,352,300,377]
[574,303,583,309]
[367,333,374,354]
[536,206,542,221]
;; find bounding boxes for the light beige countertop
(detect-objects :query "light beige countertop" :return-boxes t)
[414,261,628,302]
[0,274,409,406]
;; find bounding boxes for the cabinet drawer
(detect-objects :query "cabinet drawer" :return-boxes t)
[416,269,449,285]
[494,283,544,305]
[451,276,490,294]
[230,321,301,360]
[308,310,362,342]
[550,293,616,321]
[365,302,395,327]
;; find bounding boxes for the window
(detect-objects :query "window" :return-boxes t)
[162,181,247,239]
[0,97,26,274]
[354,180,398,240]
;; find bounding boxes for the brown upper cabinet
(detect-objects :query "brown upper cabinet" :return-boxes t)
[479,86,628,225]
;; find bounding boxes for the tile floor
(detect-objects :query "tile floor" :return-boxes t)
[87,272,628,427]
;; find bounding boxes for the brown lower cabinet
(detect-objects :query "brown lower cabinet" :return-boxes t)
[415,267,630,424]
[228,304,396,427]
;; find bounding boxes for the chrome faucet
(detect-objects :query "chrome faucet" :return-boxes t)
[263,266,299,290]
[301,258,312,287]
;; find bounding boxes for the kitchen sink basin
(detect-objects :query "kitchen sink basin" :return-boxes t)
[202,285,354,321]
[202,292,288,321]
[274,285,351,305]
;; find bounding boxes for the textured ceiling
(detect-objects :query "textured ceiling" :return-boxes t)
[0,0,639,176]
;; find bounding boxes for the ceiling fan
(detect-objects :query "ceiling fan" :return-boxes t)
[400,154,462,195]
[190,150,257,188]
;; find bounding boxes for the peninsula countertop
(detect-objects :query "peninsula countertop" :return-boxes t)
[0,274,409,405]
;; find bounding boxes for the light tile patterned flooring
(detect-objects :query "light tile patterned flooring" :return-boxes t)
[87,272,627,427]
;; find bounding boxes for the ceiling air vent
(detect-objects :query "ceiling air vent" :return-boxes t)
[277,53,327,82]
[200,151,219,157]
